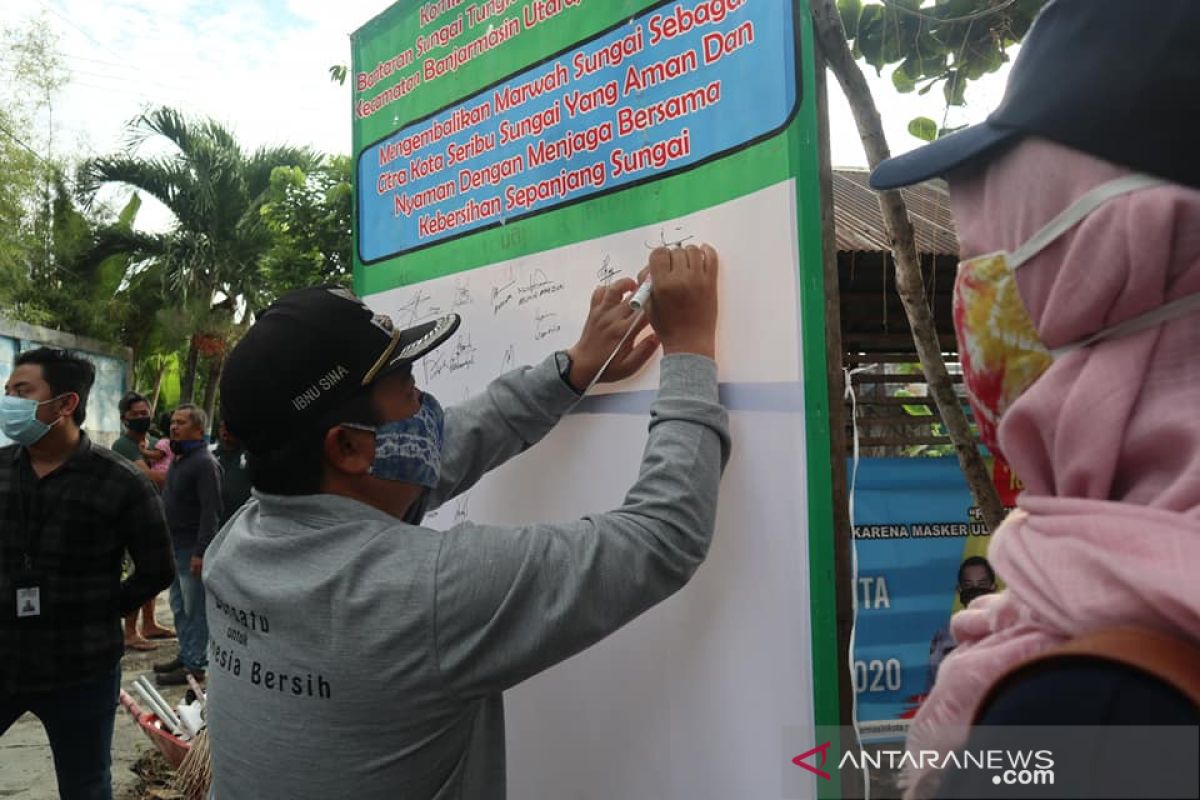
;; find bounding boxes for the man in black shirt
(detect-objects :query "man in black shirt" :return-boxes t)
[0,347,174,800]
[153,403,222,686]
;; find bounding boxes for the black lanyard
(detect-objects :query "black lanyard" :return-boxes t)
[13,455,42,573]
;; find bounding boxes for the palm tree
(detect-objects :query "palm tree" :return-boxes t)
[80,107,316,404]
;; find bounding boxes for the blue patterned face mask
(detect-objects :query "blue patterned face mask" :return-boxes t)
[350,393,445,488]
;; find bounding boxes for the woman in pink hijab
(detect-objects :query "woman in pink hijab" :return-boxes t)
[912,136,1199,798]
[870,1,1200,797]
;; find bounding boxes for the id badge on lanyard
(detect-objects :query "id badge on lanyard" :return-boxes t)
[14,463,41,619]
[16,585,40,618]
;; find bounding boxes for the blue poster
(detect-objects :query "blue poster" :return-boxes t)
[357,0,797,260]
[850,457,997,742]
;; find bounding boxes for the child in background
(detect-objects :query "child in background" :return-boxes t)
[146,409,174,473]
[144,436,173,474]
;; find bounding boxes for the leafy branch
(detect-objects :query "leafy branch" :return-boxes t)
[838,0,1045,140]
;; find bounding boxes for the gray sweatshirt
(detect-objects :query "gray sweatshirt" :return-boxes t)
[202,353,730,800]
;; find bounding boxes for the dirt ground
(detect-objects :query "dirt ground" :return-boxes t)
[0,596,189,800]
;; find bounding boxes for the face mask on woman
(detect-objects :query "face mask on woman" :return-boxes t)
[954,174,1200,461]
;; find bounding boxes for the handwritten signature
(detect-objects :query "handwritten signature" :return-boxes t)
[534,309,562,341]
[453,278,473,309]
[597,255,620,285]
[397,289,441,326]
[645,225,695,250]
[423,333,478,382]
[517,268,564,306]
[491,278,516,314]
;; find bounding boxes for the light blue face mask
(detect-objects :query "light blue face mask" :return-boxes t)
[0,394,69,447]
[347,393,446,488]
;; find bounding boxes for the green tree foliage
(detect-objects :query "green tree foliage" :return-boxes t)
[0,13,65,304]
[259,155,353,293]
[0,119,42,287]
[838,0,1045,139]
[79,107,318,401]
[1,177,142,343]
[1,18,353,420]
[0,14,150,348]
[80,108,318,312]
[3,13,68,122]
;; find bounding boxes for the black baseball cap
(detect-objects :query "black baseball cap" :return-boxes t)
[221,286,459,454]
[870,0,1200,191]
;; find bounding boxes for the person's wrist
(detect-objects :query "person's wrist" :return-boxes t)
[660,334,715,359]
[563,346,598,393]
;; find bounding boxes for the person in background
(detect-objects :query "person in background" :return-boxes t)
[152,403,222,686]
[870,2,1200,796]
[204,246,725,799]
[926,556,997,688]
[212,417,251,527]
[1,348,174,800]
[112,391,160,479]
[112,392,176,651]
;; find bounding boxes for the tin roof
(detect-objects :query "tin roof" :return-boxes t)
[832,168,959,256]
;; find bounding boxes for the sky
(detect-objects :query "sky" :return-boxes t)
[1,0,1012,224]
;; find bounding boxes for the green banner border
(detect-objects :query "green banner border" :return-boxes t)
[791,8,841,799]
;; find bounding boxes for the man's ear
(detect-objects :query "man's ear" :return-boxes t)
[322,425,374,476]
[56,392,81,421]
